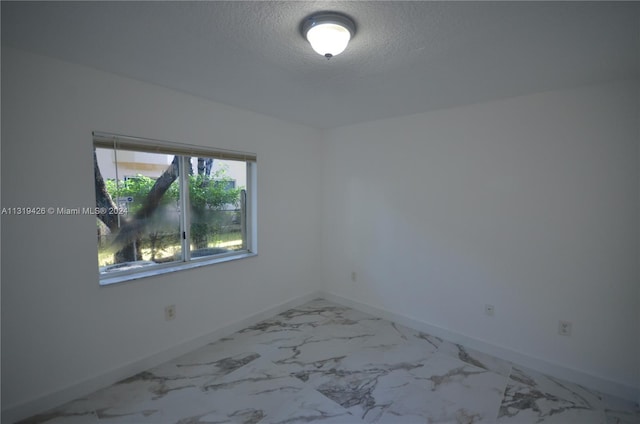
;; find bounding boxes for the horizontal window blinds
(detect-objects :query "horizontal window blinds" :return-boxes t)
[93,131,257,162]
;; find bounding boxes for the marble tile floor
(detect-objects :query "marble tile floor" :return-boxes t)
[17,298,639,424]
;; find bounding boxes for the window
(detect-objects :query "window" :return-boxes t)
[93,132,257,285]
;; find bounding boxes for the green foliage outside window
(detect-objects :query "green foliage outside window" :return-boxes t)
[101,165,242,265]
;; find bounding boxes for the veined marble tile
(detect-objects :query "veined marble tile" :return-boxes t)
[121,350,260,400]
[267,321,381,369]
[17,298,637,424]
[203,320,311,359]
[176,408,266,424]
[153,350,262,384]
[273,298,380,330]
[220,299,382,360]
[358,319,439,353]
[312,369,401,422]
[358,318,441,351]
[51,351,263,423]
[602,393,640,424]
[294,343,436,422]
[361,318,512,377]
[14,402,99,424]
[259,299,380,329]
[378,351,508,424]
[226,316,320,355]
[268,307,427,370]
[606,409,640,424]
[260,386,364,424]
[497,366,607,423]
[94,386,219,423]
[436,339,513,377]
[193,356,357,424]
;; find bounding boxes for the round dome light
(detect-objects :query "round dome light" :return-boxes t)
[301,13,356,59]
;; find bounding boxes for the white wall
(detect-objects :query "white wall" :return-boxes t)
[2,45,639,418]
[320,81,640,397]
[1,48,322,415]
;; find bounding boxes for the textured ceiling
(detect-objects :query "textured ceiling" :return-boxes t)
[2,1,639,129]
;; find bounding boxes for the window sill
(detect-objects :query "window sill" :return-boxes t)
[99,252,257,286]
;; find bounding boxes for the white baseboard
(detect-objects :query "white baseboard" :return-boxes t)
[318,291,640,404]
[2,290,322,424]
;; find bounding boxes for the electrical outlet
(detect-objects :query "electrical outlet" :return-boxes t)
[351,271,357,282]
[484,304,495,317]
[165,304,176,321]
[558,320,572,336]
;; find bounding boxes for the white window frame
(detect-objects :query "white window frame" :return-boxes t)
[93,132,257,286]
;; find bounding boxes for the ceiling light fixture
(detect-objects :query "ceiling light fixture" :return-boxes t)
[301,12,356,59]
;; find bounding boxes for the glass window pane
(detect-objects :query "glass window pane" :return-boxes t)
[188,158,246,259]
[94,134,256,284]
[95,148,183,274]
